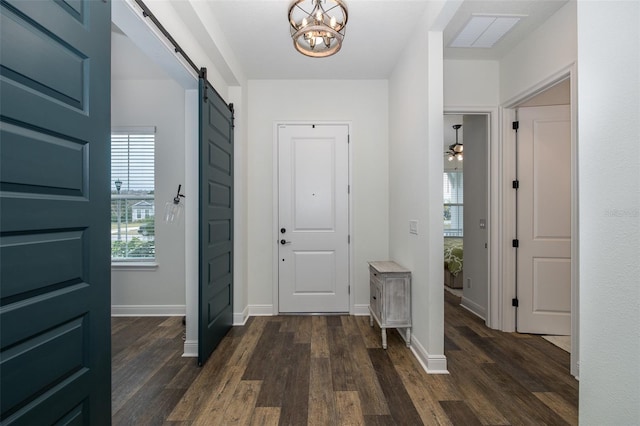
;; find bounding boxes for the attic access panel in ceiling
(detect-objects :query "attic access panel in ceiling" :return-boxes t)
[450,14,524,48]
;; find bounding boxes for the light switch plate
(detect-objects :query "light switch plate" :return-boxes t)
[409,220,418,235]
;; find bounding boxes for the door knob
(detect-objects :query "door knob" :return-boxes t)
[280,239,291,245]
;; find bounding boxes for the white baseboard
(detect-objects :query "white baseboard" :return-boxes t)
[410,334,449,374]
[248,304,274,316]
[460,297,486,320]
[234,307,249,326]
[183,340,197,358]
[352,304,370,316]
[111,305,186,317]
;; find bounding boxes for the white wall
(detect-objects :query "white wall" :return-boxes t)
[444,60,500,107]
[246,80,389,314]
[460,115,488,318]
[577,1,640,423]
[111,78,186,313]
[500,1,577,104]
[389,11,447,370]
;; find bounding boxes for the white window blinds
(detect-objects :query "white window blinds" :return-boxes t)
[111,130,155,193]
[111,128,156,261]
[444,171,463,237]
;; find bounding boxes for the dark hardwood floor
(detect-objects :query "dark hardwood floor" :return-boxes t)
[111,291,578,425]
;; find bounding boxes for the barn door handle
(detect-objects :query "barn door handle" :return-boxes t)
[280,239,291,245]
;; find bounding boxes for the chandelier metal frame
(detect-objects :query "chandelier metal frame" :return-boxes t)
[288,0,348,58]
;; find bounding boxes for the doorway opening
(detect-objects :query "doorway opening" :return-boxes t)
[111,0,201,361]
[443,113,491,323]
[501,72,578,377]
[510,78,573,343]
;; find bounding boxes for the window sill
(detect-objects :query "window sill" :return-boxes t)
[111,262,158,271]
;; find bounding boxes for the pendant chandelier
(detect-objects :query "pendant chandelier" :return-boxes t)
[446,124,464,161]
[288,0,348,58]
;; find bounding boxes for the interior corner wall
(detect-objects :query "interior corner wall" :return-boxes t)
[499,1,576,104]
[577,1,640,423]
[389,18,445,367]
[111,78,186,312]
[246,79,389,313]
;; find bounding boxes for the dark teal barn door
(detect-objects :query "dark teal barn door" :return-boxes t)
[0,0,111,423]
[198,71,234,366]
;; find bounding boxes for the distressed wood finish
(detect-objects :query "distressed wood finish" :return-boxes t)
[368,262,412,349]
[112,292,578,425]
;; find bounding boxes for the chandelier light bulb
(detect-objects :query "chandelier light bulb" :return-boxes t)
[330,16,337,28]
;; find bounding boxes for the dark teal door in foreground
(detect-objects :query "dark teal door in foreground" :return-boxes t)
[0,0,111,423]
[198,73,234,366]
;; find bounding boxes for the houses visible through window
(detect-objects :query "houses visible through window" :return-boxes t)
[111,128,155,261]
[444,171,463,237]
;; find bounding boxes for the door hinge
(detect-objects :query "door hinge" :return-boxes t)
[347,134,350,143]
[512,121,519,131]
[512,180,519,189]
[347,185,350,194]
[348,235,351,244]
[512,298,519,307]
[348,285,351,295]
[512,239,519,248]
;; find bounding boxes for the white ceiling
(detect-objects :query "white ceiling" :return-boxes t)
[113,0,569,81]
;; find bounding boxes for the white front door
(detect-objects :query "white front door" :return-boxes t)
[278,124,349,313]
[517,105,571,335]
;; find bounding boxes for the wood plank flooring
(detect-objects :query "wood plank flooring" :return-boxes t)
[112,292,578,425]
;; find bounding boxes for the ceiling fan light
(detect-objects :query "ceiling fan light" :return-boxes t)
[444,124,464,162]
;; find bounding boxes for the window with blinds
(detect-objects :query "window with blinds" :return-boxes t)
[444,171,463,237]
[111,128,156,261]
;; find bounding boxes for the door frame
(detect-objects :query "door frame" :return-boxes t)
[113,0,200,356]
[271,121,353,315]
[501,64,579,378]
[443,109,499,329]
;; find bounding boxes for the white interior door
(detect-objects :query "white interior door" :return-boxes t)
[278,124,349,313]
[517,105,571,335]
